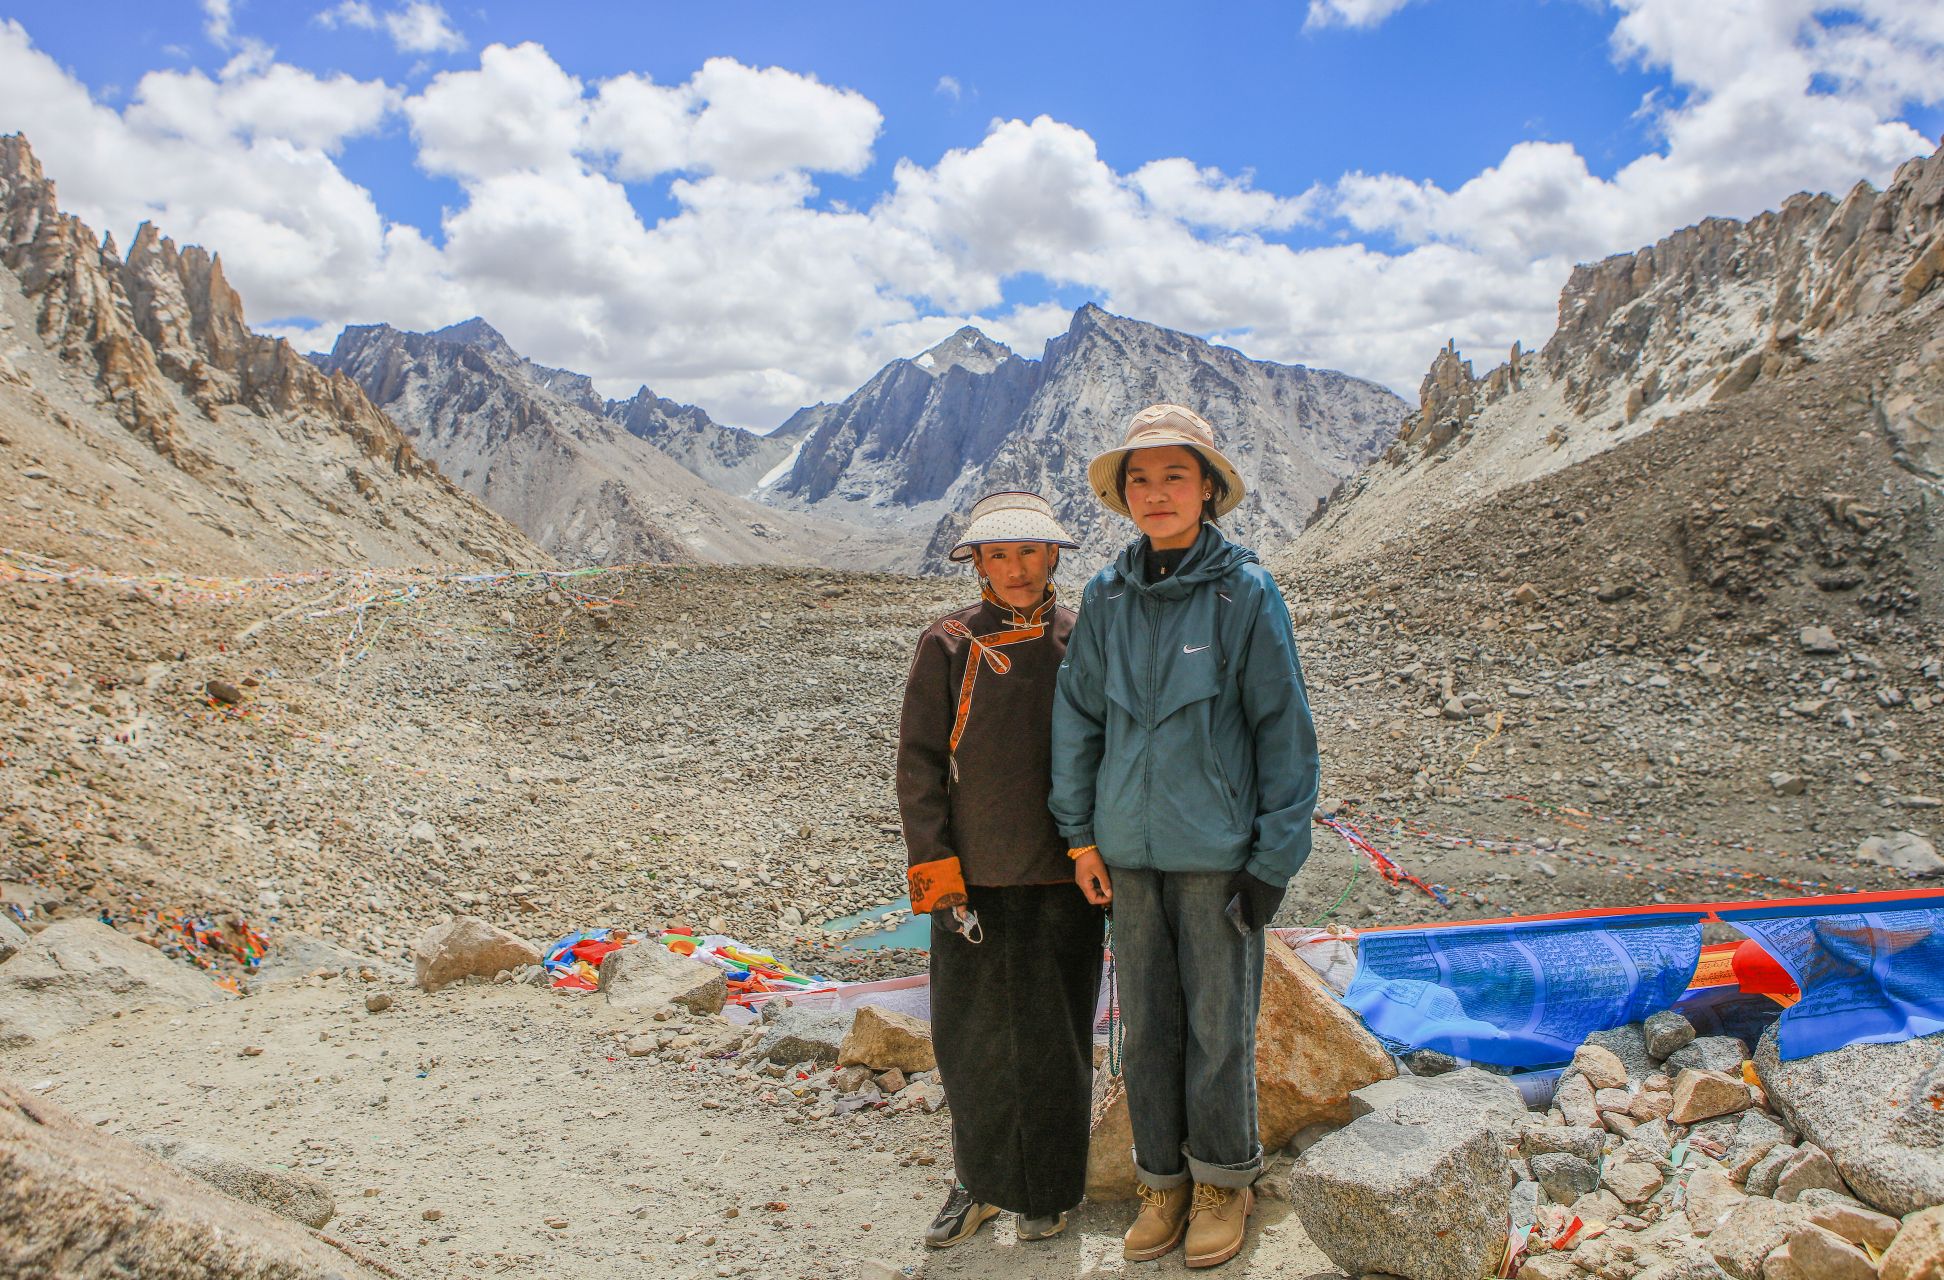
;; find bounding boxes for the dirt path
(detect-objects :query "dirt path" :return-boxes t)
[1,976,1340,1279]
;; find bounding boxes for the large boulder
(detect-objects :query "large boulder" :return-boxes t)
[1754,1024,1944,1216]
[134,1137,334,1229]
[838,1005,935,1074]
[0,1077,386,1279]
[1255,932,1397,1146]
[1350,1068,1529,1134]
[0,920,224,1049]
[598,943,726,1016]
[1083,934,1399,1200]
[753,1006,849,1066]
[412,916,540,992]
[1285,1107,1513,1280]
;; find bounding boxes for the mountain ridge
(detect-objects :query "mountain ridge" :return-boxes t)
[0,132,540,573]
[764,301,1407,572]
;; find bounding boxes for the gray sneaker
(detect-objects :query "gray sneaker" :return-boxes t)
[1017,1211,1068,1241]
[925,1185,998,1248]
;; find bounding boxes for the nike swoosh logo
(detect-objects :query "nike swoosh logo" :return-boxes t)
[1183,644,1210,654]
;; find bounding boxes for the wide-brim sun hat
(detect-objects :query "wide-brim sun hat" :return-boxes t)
[1086,402,1246,519]
[947,490,1080,563]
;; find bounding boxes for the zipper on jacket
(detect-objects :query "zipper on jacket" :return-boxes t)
[1143,592,1157,868]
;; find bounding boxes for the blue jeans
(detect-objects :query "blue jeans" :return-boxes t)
[1110,867,1266,1190]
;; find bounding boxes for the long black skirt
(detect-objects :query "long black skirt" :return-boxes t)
[930,881,1106,1216]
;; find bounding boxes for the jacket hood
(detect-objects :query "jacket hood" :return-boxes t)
[1115,523,1258,598]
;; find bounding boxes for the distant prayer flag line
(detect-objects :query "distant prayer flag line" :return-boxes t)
[1350,885,1944,934]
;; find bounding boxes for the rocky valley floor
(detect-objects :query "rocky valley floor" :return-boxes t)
[1,546,1938,1278]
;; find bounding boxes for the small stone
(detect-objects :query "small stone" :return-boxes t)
[1669,1068,1751,1124]
[1643,1010,1697,1059]
[874,1068,907,1095]
[1798,625,1841,654]
[1747,1145,1797,1198]
[625,1035,656,1057]
[1572,1044,1630,1091]
[1666,1035,1749,1075]
[1857,831,1944,876]
[205,679,244,705]
[1529,1152,1598,1205]
[422,1208,443,1222]
[1628,1119,1671,1157]
[1569,1188,1625,1223]
[1684,1167,1747,1236]
[1766,1224,1879,1280]
[1601,1155,1664,1205]
[1767,771,1808,796]
[1707,1198,1809,1280]
[1628,1090,1673,1122]
[1797,1189,1898,1252]
[831,1065,873,1093]
[1882,1205,1944,1280]
[1594,1086,1633,1113]
[364,993,392,1013]
[1553,1073,1601,1127]
[544,1216,569,1229]
[1724,1109,1788,1182]
[1774,1144,1847,1203]
[1521,1127,1603,1164]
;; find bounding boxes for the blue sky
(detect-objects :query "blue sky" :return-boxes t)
[2,1,1940,426]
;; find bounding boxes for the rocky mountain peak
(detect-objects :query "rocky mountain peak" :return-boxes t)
[0,131,537,568]
[428,316,516,357]
[914,326,1013,377]
[1305,139,1944,566]
[766,302,1406,570]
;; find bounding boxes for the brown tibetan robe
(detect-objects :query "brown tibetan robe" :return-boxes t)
[894,583,1103,1217]
[895,588,1076,910]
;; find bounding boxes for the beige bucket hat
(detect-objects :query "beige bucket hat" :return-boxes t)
[947,491,1079,563]
[1086,403,1246,519]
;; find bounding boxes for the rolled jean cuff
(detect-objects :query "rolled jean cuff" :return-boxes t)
[1133,1152,1191,1191]
[1188,1146,1263,1189]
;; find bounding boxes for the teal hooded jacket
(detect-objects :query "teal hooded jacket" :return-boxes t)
[1049,524,1320,887]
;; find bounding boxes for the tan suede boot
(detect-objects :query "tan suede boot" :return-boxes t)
[1184,1183,1253,1268]
[1122,1182,1191,1262]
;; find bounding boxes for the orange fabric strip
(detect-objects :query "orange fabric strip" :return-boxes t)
[907,856,967,913]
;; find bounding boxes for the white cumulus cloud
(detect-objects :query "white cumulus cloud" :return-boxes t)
[317,1,464,55]
[1,5,1939,430]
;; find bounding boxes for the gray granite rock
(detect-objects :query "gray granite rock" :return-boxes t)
[1747,1144,1796,1197]
[754,1007,850,1066]
[1643,1009,1698,1060]
[1583,1023,1657,1084]
[1529,1152,1598,1205]
[1722,1109,1787,1182]
[599,941,727,1015]
[1521,1126,1604,1164]
[1348,1066,1529,1133]
[1665,1035,1749,1075]
[1774,1143,1848,1203]
[1287,1108,1512,1280]
[1754,1024,1944,1216]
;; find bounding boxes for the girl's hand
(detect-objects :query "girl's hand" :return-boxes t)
[1073,850,1113,905]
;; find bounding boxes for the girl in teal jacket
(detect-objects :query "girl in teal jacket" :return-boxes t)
[1050,403,1319,1270]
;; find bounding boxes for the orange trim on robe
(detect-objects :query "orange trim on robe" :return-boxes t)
[907,856,968,914]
